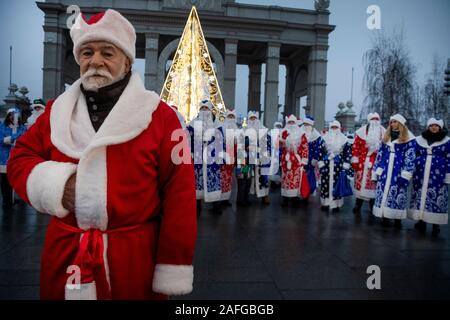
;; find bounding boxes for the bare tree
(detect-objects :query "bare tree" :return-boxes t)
[361,28,422,133]
[422,54,449,127]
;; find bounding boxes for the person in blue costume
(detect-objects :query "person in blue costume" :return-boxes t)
[408,117,449,236]
[0,108,26,208]
[372,114,416,229]
[302,116,324,199]
[317,120,352,212]
[187,99,223,214]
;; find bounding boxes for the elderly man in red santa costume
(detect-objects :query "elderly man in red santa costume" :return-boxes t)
[7,9,197,300]
[351,112,386,215]
[279,115,309,207]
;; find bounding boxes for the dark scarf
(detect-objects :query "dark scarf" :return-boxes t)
[80,71,132,131]
[421,127,448,145]
[390,130,400,141]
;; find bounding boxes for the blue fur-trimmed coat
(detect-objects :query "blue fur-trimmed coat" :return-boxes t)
[372,132,416,219]
[408,135,450,225]
[187,122,223,203]
[317,135,352,209]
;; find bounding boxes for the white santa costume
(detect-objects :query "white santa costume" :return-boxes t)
[7,10,197,300]
[279,115,309,198]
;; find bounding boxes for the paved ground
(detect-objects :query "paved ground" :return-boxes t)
[0,191,449,300]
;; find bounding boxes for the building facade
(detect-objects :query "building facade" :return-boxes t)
[37,0,334,128]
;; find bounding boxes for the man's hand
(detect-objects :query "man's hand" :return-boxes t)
[62,173,76,213]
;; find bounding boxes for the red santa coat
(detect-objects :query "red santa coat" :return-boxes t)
[7,72,197,300]
[279,129,309,197]
[351,125,384,200]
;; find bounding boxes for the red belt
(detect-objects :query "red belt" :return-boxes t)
[54,218,149,300]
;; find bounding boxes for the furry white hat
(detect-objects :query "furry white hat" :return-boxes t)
[329,120,341,129]
[70,9,136,65]
[427,117,444,128]
[273,121,283,128]
[368,112,380,121]
[248,111,259,119]
[199,99,213,111]
[390,114,406,126]
[286,114,298,123]
[225,109,237,118]
[303,117,314,126]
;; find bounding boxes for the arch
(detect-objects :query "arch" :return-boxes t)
[156,38,225,94]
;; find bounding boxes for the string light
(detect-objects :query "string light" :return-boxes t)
[160,6,226,123]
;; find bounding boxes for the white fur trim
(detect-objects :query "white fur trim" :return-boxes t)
[26,161,77,218]
[220,191,232,201]
[373,205,406,219]
[354,188,376,200]
[152,264,194,296]
[281,188,299,197]
[71,10,136,64]
[390,114,406,126]
[50,72,160,160]
[351,156,359,164]
[318,161,325,168]
[445,173,450,184]
[416,135,450,148]
[427,118,444,129]
[3,136,12,145]
[343,163,350,170]
[320,197,344,209]
[408,209,448,225]
[65,282,97,300]
[401,170,412,181]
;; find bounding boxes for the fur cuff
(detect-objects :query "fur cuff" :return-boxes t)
[26,161,77,218]
[318,161,325,168]
[351,156,359,164]
[343,163,350,170]
[445,173,450,184]
[3,136,12,145]
[375,167,383,176]
[401,170,413,181]
[371,171,378,181]
[152,264,194,296]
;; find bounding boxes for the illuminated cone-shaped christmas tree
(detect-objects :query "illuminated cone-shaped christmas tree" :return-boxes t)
[160,6,226,123]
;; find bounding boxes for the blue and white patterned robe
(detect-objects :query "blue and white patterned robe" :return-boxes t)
[372,132,416,219]
[317,134,352,209]
[187,121,223,203]
[305,130,324,195]
[408,135,450,225]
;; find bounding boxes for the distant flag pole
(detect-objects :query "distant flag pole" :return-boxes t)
[350,67,354,102]
[9,45,13,85]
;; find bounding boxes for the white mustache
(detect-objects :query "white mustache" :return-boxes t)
[82,68,113,80]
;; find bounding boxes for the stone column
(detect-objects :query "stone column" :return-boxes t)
[224,39,238,108]
[42,26,66,101]
[263,42,280,127]
[145,33,159,92]
[283,64,294,118]
[248,63,262,112]
[307,44,329,130]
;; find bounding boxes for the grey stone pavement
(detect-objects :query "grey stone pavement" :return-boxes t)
[0,191,449,300]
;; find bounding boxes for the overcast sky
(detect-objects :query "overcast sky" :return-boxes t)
[0,0,449,123]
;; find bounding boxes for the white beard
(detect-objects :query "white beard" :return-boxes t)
[324,130,347,155]
[366,122,383,153]
[223,119,237,130]
[247,119,260,130]
[285,125,303,151]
